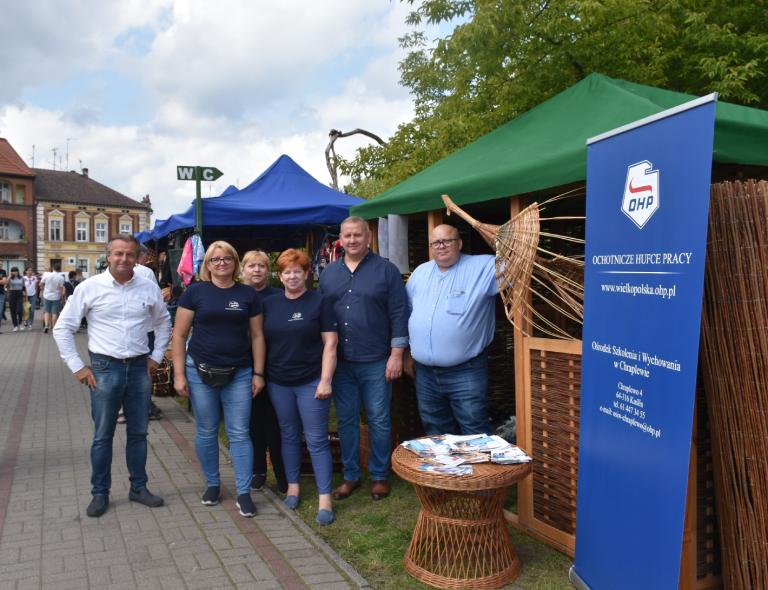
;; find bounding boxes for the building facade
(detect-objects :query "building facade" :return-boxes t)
[33,168,151,277]
[0,139,36,272]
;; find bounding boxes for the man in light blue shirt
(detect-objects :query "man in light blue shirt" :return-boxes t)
[405,224,497,435]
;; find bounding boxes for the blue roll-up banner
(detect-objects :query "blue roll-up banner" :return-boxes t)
[570,95,717,590]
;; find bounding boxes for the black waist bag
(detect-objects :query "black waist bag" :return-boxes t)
[196,362,237,387]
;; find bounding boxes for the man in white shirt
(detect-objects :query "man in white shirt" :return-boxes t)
[40,263,66,333]
[53,234,172,518]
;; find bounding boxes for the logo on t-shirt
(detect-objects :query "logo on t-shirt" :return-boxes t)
[226,301,241,311]
[289,312,303,322]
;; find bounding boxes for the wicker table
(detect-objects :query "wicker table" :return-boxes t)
[391,445,532,589]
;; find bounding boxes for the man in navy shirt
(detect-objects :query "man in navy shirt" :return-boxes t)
[319,216,409,500]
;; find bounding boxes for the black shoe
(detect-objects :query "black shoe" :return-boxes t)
[276,472,288,495]
[129,487,164,508]
[251,473,266,491]
[149,402,163,420]
[43,326,49,333]
[201,486,221,506]
[236,493,257,517]
[86,494,109,517]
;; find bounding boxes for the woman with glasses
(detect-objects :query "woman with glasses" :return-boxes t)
[262,248,338,525]
[240,250,287,494]
[172,241,266,517]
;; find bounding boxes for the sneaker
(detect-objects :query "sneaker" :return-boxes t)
[201,486,221,506]
[128,487,164,508]
[236,493,257,517]
[12,326,19,332]
[148,402,163,421]
[86,494,109,517]
[43,326,49,333]
[316,509,335,526]
[251,473,266,491]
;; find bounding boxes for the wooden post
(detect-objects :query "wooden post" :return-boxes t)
[426,209,443,260]
[370,218,379,254]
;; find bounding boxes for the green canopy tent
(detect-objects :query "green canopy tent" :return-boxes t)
[351,73,768,219]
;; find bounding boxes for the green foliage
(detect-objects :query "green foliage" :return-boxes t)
[345,0,768,199]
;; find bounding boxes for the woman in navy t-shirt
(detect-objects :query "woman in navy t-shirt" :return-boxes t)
[241,250,286,495]
[172,241,266,518]
[263,248,338,525]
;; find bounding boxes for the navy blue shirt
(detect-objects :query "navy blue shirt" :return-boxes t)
[319,251,408,362]
[263,290,337,386]
[179,281,263,367]
[253,285,282,304]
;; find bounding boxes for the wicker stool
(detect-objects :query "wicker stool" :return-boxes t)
[391,446,531,589]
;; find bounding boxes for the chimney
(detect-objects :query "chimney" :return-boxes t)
[82,167,89,178]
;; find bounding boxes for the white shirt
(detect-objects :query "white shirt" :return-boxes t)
[53,269,172,373]
[42,271,65,300]
[134,263,159,285]
[23,275,38,296]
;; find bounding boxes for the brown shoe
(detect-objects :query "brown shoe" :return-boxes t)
[333,480,361,500]
[371,480,390,500]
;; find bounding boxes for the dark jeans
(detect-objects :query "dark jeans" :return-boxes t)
[88,352,151,495]
[250,391,286,480]
[268,379,333,495]
[332,359,392,481]
[8,291,23,327]
[414,352,492,436]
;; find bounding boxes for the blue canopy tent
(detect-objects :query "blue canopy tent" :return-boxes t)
[141,155,364,243]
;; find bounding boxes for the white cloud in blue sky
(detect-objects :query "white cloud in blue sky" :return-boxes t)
[0,0,452,220]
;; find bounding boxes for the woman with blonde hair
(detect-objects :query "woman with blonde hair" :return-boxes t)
[262,248,338,525]
[241,250,286,493]
[172,241,266,517]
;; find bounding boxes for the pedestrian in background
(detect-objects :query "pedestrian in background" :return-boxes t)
[241,249,287,494]
[53,234,171,518]
[41,263,66,333]
[6,267,24,332]
[172,241,266,518]
[23,267,38,329]
[263,248,338,525]
[0,268,6,332]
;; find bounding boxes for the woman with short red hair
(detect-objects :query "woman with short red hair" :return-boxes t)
[262,248,338,525]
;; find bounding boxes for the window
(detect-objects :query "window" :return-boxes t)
[119,220,132,234]
[76,220,88,242]
[0,220,8,240]
[76,258,89,275]
[95,221,107,243]
[15,185,25,204]
[0,182,10,203]
[49,218,62,241]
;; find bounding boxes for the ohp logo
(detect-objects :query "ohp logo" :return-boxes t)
[621,161,659,228]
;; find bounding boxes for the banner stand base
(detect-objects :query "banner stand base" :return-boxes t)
[569,566,592,590]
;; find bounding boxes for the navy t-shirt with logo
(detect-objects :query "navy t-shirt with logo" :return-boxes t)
[179,281,263,367]
[262,290,337,386]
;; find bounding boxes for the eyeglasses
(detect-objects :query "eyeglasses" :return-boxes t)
[429,238,459,249]
[209,256,235,265]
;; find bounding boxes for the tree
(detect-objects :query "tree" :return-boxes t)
[343,0,768,198]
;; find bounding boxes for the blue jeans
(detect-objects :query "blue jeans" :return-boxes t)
[268,379,333,494]
[25,295,36,327]
[414,353,491,436]
[333,359,392,481]
[0,294,5,328]
[89,352,151,495]
[185,357,253,494]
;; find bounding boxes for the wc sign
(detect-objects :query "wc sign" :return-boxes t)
[621,161,659,229]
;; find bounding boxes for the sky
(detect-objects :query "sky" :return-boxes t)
[0,0,449,222]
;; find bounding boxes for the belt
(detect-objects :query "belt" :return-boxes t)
[89,351,148,364]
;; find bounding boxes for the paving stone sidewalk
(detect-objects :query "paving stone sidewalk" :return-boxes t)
[0,323,368,590]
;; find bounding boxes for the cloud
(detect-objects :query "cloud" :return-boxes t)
[0,1,444,223]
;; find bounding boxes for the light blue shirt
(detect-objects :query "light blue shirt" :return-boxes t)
[406,254,498,367]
